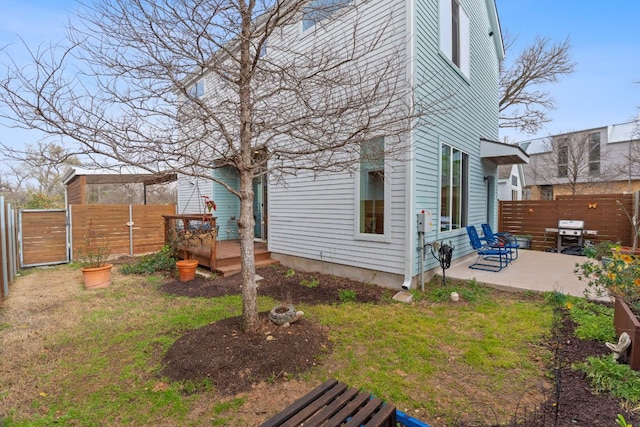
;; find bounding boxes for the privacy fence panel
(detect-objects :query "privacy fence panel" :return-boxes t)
[70,204,176,260]
[499,193,634,251]
[19,209,69,267]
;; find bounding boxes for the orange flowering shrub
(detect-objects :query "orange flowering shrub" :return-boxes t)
[577,250,640,313]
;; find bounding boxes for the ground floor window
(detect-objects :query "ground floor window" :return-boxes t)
[359,138,385,235]
[440,143,468,232]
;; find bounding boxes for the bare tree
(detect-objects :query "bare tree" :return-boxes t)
[499,35,576,134]
[525,131,621,197]
[0,0,425,332]
[0,142,80,207]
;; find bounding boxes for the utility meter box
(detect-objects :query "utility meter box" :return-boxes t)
[417,210,433,233]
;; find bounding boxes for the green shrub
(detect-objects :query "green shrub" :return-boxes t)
[120,246,177,275]
[567,299,616,342]
[300,277,319,288]
[576,356,640,404]
[338,289,357,302]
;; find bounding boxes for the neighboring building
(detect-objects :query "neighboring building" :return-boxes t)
[497,164,524,201]
[520,120,640,200]
[177,0,527,289]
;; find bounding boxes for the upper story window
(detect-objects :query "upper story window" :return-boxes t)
[439,0,470,78]
[557,138,568,177]
[259,38,268,58]
[302,0,351,32]
[440,143,468,232]
[588,132,601,176]
[189,80,204,98]
[511,175,518,186]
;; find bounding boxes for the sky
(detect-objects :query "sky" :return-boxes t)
[496,0,640,143]
[0,0,639,149]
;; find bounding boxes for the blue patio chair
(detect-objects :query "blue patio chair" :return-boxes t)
[481,223,520,261]
[466,226,510,272]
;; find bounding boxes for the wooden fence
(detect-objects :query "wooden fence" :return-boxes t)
[0,203,176,299]
[498,193,635,251]
[70,204,176,261]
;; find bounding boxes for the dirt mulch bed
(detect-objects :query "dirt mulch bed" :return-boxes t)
[161,313,331,396]
[501,314,637,427]
[160,264,395,304]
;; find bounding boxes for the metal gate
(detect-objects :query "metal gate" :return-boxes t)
[19,209,69,267]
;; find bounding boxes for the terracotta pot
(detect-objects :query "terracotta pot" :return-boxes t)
[82,264,113,289]
[613,298,640,370]
[614,247,640,257]
[176,259,198,281]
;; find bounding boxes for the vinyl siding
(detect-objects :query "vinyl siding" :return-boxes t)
[413,0,503,269]
[177,174,212,214]
[267,0,409,276]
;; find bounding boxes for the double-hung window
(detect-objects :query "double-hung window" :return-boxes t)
[557,138,568,178]
[189,80,204,98]
[358,138,386,236]
[302,0,351,32]
[439,0,470,78]
[440,143,468,232]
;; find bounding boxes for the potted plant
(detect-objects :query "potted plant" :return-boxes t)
[514,234,532,250]
[576,251,640,369]
[582,240,616,264]
[77,227,113,289]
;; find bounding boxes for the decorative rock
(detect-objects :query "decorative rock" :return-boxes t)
[290,310,304,324]
[450,292,460,302]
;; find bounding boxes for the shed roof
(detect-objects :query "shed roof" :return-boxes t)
[62,166,177,186]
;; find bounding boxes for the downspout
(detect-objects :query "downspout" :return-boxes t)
[401,0,417,291]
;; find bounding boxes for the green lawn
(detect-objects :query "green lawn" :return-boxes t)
[1,268,553,426]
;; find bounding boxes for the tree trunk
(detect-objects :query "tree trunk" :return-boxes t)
[238,169,258,332]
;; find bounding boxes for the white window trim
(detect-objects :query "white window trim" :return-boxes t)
[301,0,353,34]
[438,0,470,79]
[439,142,468,233]
[354,142,391,243]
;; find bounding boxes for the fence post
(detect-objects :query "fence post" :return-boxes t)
[1,196,8,298]
[129,204,134,257]
[7,203,16,284]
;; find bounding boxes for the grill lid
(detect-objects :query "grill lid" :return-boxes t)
[558,220,585,229]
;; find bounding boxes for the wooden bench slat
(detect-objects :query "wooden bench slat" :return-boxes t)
[364,403,397,427]
[301,387,360,427]
[260,379,397,427]
[259,378,338,427]
[280,382,349,427]
[322,391,371,427]
[343,397,384,427]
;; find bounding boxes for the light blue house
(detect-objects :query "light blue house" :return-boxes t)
[177,0,528,289]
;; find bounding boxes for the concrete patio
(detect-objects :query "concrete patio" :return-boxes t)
[446,249,597,298]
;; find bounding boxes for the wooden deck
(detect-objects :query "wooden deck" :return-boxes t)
[164,214,278,276]
[186,240,278,277]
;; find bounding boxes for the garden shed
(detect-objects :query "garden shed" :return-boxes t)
[62,166,177,206]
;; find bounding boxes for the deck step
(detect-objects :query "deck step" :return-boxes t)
[216,250,272,268]
[213,258,280,277]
